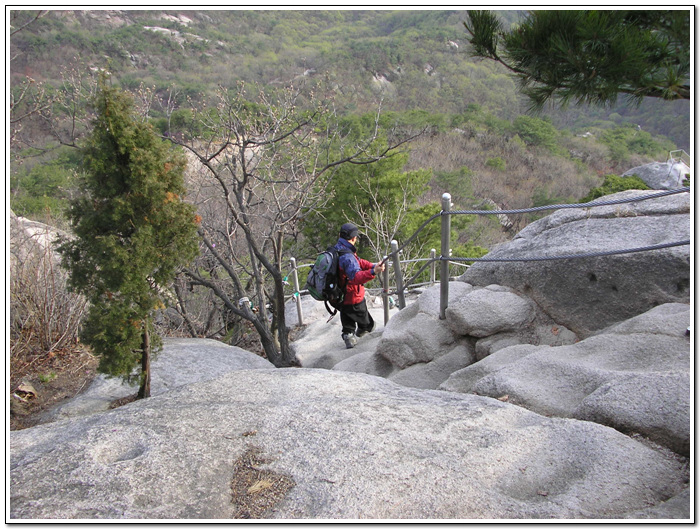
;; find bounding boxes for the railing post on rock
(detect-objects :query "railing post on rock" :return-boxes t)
[440,193,452,320]
[382,255,390,326]
[430,249,437,284]
[289,257,303,327]
[391,240,406,310]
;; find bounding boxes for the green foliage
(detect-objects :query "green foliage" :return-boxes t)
[483,114,512,136]
[452,238,489,261]
[303,147,413,256]
[513,115,558,151]
[58,83,200,384]
[10,150,80,220]
[532,187,572,208]
[381,109,449,134]
[80,298,149,378]
[303,121,425,256]
[38,372,57,383]
[465,10,691,109]
[10,163,73,220]
[302,127,487,271]
[600,124,674,160]
[485,157,506,170]
[9,9,690,280]
[435,167,475,205]
[579,174,650,202]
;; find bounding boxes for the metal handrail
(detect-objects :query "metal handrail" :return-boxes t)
[286,186,690,325]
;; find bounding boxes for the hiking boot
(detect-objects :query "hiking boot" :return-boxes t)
[356,320,376,338]
[342,333,358,349]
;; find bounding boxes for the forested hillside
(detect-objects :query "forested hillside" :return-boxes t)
[10,8,689,241]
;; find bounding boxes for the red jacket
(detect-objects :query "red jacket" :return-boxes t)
[334,238,377,305]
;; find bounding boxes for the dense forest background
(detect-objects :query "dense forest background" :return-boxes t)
[10,8,690,248]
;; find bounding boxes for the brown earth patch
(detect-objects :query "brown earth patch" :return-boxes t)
[9,346,98,430]
[230,445,296,518]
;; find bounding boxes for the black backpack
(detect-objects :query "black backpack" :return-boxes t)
[305,246,350,315]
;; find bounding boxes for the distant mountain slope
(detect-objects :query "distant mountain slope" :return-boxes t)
[10,9,689,149]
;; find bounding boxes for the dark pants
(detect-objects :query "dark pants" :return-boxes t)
[339,299,375,336]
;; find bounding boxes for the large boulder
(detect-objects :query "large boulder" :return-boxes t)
[440,303,690,456]
[374,282,472,371]
[376,302,461,369]
[9,211,67,266]
[459,190,690,336]
[445,284,536,337]
[386,344,472,389]
[284,294,331,329]
[623,161,689,190]
[9,213,80,333]
[10,369,689,520]
[328,282,484,389]
[42,338,274,423]
[355,282,578,389]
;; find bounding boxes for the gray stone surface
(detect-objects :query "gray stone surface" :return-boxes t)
[445,285,536,338]
[440,304,690,455]
[475,334,524,360]
[284,294,333,329]
[460,190,690,336]
[10,369,689,520]
[474,323,578,361]
[13,186,690,521]
[623,161,689,190]
[387,344,474,390]
[332,348,398,378]
[10,211,68,265]
[415,280,474,315]
[376,304,461,368]
[42,338,274,423]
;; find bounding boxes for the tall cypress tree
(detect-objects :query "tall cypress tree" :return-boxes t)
[58,82,200,398]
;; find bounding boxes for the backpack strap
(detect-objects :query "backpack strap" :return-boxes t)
[324,299,338,317]
[335,246,353,293]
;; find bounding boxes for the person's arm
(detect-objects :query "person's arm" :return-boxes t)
[342,254,376,285]
[360,258,386,277]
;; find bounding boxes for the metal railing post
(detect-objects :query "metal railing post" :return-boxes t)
[430,248,436,284]
[440,193,452,320]
[289,257,303,326]
[390,240,406,310]
[382,255,390,325]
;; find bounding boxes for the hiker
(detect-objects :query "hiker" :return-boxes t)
[334,223,385,349]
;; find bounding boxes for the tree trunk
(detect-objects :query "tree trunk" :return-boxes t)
[273,275,297,366]
[259,311,297,367]
[174,280,199,338]
[138,322,151,399]
[252,316,283,366]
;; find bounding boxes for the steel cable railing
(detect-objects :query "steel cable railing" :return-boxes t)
[286,187,690,325]
[444,240,690,263]
[445,186,689,217]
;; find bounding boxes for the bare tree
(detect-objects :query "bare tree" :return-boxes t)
[349,171,437,286]
[10,213,88,370]
[10,56,99,161]
[9,10,52,157]
[165,81,421,366]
